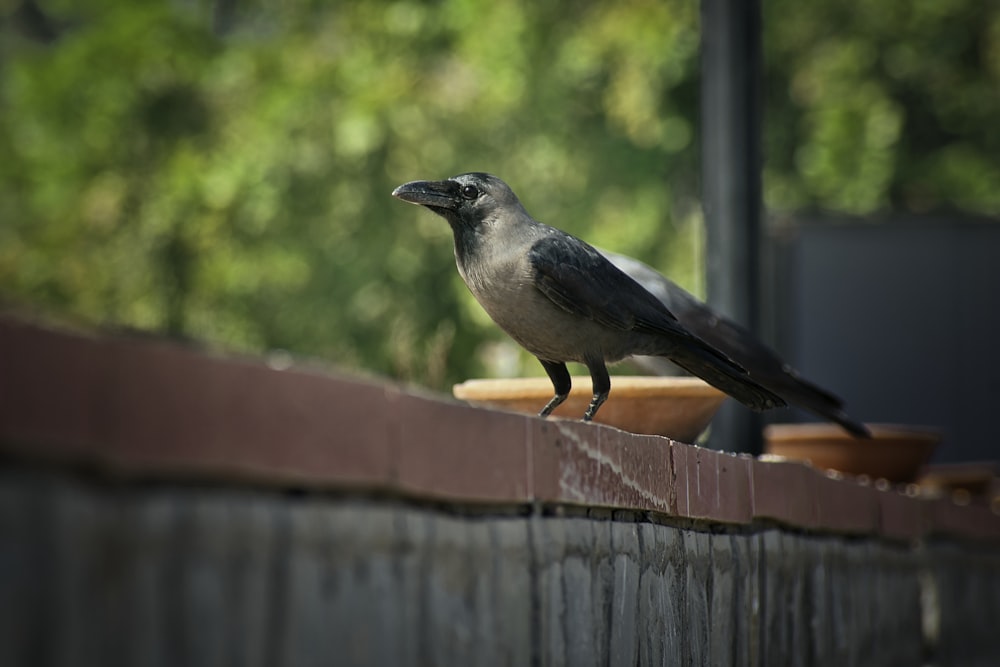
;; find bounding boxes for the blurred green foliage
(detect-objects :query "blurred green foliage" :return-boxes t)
[764,0,1000,214]
[1,0,998,388]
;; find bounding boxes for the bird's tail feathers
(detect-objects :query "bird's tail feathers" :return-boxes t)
[668,344,786,413]
[758,367,871,437]
[798,400,871,438]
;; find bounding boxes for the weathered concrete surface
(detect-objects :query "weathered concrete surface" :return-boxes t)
[1,469,999,667]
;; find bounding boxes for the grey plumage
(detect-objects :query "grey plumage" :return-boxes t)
[602,251,870,437]
[392,172,785,422]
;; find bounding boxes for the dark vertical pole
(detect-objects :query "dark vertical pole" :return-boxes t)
[700,0,764,453]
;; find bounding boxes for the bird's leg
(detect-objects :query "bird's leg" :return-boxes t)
[538,359,571,418]
[583,360,611,422]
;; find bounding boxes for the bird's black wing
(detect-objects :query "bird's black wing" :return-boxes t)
[527,233,703,343]
[528,233,787,411]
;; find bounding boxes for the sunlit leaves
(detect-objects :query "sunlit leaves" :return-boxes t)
[765,0,1000,214]
[2,0,997,391]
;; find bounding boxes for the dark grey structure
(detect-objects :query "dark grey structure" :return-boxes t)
[700,0,766,453]
[768,218,1000,463]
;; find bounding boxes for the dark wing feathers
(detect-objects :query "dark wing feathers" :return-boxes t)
[527,233,787,412]
[529,235,674,330]
[528,234,728,358]
[689,313,843,406]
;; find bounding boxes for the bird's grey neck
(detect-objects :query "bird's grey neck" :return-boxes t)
[449,206,538,269]
[449,216,493,265]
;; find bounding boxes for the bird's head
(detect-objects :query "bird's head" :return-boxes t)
[391,172,524,230]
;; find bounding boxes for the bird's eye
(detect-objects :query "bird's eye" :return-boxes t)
[460,184,480,200]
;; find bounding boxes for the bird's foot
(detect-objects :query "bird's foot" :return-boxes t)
[538,393,568,418]
[582,391,608,422]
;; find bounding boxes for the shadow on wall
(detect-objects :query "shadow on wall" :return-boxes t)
[767,216,1000,464]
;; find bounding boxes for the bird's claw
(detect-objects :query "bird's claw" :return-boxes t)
[539,393,568,419]
[582,392,607,422]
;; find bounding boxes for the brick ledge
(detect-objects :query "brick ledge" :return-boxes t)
[1,316,997,543]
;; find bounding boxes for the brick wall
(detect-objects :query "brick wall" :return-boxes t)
[2,317,999,665]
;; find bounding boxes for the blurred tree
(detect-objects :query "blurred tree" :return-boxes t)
[0,0,703,387]
[0,0,997,390]
[763,0,1000,214]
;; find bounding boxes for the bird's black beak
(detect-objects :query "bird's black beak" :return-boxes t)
[391,179,459,212]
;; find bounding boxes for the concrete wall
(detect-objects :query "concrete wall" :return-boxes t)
[3,468,999,667]
[3,317,1000,666]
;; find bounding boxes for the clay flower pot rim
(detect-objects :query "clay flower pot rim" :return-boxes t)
[453,376,726,442]
[764,423,942,442]
[454,375,724,400]
[763,422,943,483]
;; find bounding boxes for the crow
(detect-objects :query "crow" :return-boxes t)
[392,172,785,422]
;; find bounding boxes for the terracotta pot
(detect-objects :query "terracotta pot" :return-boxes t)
[453,376,727,443]
[917,462,999,501]
[763,423,941,483]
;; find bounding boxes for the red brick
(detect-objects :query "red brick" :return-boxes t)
[0,317,397,488]
[594,425,672,513]
[811,471,879,534]
[750,457,819,529]
[531,417,614,506]
[115,340,397,486]
[877,486,929,542]
[393,392,531,503]
[670,440,691,517]
[531,418,673,512]
[690,445,720,520]
[0,320,115,456]
[715,452,753,525]
[672,444,752,525]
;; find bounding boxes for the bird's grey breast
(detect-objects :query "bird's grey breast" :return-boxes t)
[455,226,534,308]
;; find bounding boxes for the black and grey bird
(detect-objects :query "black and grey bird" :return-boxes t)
[601,251,870,437]
[392,172,785,422]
